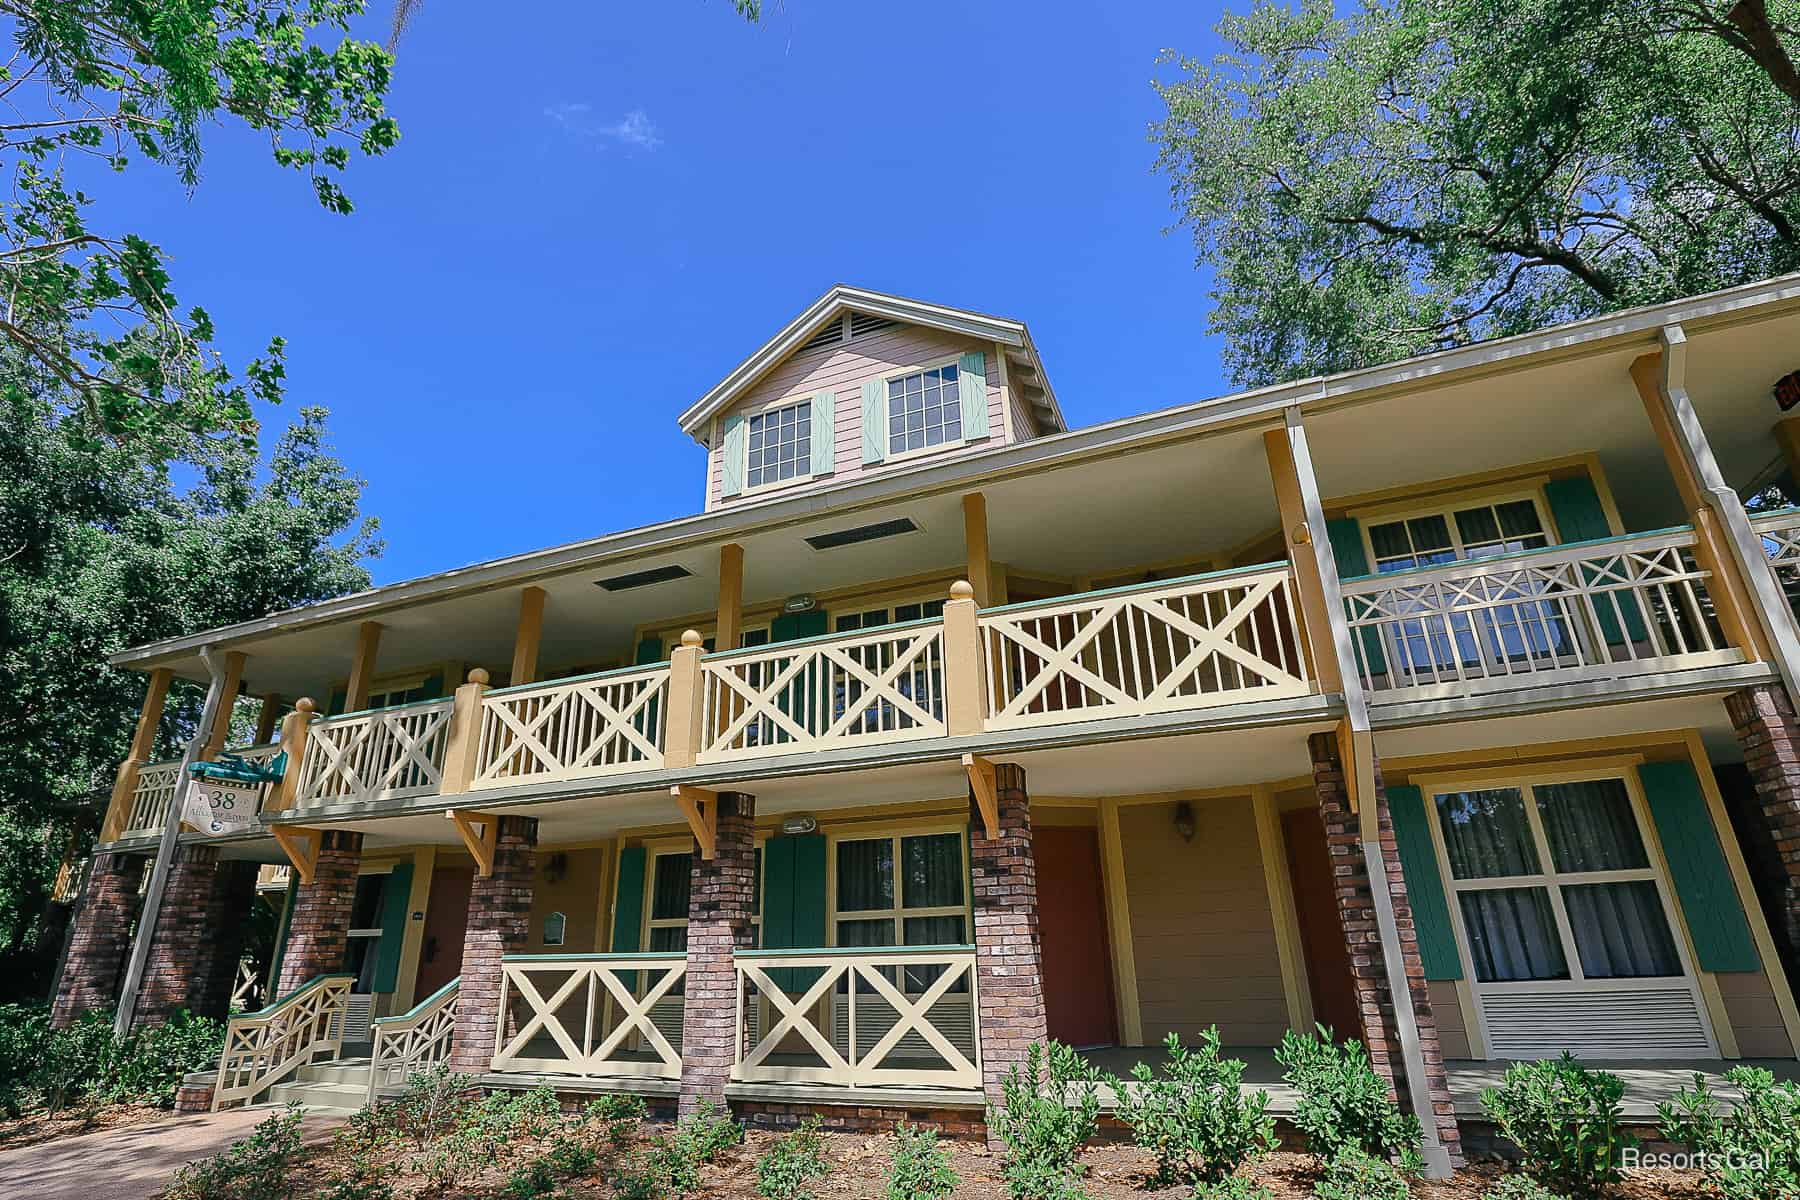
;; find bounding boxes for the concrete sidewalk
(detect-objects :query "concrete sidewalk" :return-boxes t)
[0,1108,343,1200]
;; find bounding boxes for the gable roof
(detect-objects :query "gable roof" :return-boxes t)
[678,285,1066,444]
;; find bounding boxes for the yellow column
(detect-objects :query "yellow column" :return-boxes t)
[253,693,282,745]
[1262,429,1344,692]
[265,697,316,813]
[942,581,985,736]
[962,493,994,608]
[1097,799,1142,1046]
[344,621,383,712]
[439,669,492,795]
[510,587,547,686]
[716,543,744,651]
[663,631,706,769]
[201,650,248,760]
[101,667,175,842]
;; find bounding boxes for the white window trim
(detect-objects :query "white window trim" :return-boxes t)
[878,354,976,464]
[1353,485,1558,573]
[739,394,818,497]
[830,589,951,633]
[826,823,971,951]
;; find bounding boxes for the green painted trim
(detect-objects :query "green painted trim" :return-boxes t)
[1385,786,1462,981]
[315,694,456,723]
[1638,760,1762,973]
[373,977,460,1025]
[704,614,943,662]
[1337,525,1695,585]
[736,944,976,960]
[502,951,688,963]
[486,660,670,698]
[980,560,1292,617]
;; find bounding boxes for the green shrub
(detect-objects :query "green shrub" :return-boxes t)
[988,1040,1100,1200]
[755,1117,830,1200]
[0,1005,50,1115]
[1276,1026,1422,1170]
[324,1142,394,1200]
[674,1099,745,1162]
[886,1123,958,1200]
[611,1100,743,1199]
[1110,1028,1278,1190]
[1194,1176,1272,1200]
[585,1093,648,1122]
[1482,1175,1565,1200]
[169,1104,304,1200]
[1481,1054,1632,1198]
[387,1063,479,1144]
[107,1010,226,1106]
[502,1130,599,1199]
[1658,1066,1800,1200]
[37,1013,115,1115]
[1314,1148,1409,1200]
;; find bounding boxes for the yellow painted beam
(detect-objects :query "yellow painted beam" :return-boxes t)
[1263,429,1343,692]
[962,493,993,608]
[510,587,547,686]
[716,543,744,652]
[672,785,717,859]
[344,621,383,712]
[269,825,321,884]
[1097,798,1143,1047]
[963,754,999,840]
[447,809,497,876]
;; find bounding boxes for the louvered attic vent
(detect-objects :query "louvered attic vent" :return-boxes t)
[594,564,692,591]
[804,518,920,550]
[799,321,845,355]
[847,312,897,338]
[798,312,900,356]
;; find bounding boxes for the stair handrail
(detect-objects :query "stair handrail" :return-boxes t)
[212,973,354,1111]
[367,977,460,1105]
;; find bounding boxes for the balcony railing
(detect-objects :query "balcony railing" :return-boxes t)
[1752,507,1800,611]
[492,953,687,1079]
[697,620,946,762]
[294,698,454,809]
[472,664,668,788]
[977,564,1312,730]
[1340,527,1737,700]
[120,744,281,839]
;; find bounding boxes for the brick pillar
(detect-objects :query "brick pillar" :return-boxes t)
[136,844,224,1027]
[971,763,1049,1124]
[1307,733,1462,1166]
[193,861,260,1019]
[678,793,757,1118]
[449,816,538,1073]
[51,853,145,1028]
[1726,683,1800,955]
[276,831,363,996]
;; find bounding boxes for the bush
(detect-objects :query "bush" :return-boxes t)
[1481,1054,1632,1198]
[755,1117,830,1200]
[611,1100,744,1199]
[1110,1028,1278,1190]
[674,1099,745,1162]
[169,1104,304,1200]
[107,1011,227,1106]
[585,1093,648,1122]
[324,1143,394,1200]
[988,1040,1100,1200]
[0,1005,50,1115]
[887,1123,958,1200]
[1314,1148,1409,1200]
[37,1012,115,1115]
[1276,1026,1422,1170]
[1482,1175,1565,1200]
[386,1064,479,1144]
[1658,1066,1800,1200]
[503,1130,600,1199]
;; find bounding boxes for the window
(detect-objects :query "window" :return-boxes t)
[747,401,810,489]
[646,851,691,952]
[887,364,961,455]
[1432,775,1684,985]
[542,911,566,947]
[1367,499,1551,573]
[830,600,948,732]
[833,598,946,633]
[361,679,429,711]
[344,874,388,993]
[835,831,967,990]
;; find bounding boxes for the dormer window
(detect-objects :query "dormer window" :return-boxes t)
[748,400,812,489]
[888,363,962,454]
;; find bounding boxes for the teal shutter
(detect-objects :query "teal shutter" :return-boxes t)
[1544,474,1647,645]
[768,611,829,734]
[861,379,887,464]
[810,392,835,476]
[761,834,828,991]
[419,675,444,701]
[1325,517,1386,675]
[611,846,647,989]
[1385,787,1462,980]
[370,863,414,993]
[720,414,747,497]
[1637,761,1761,973]
[770,610,829,642]
[634,637,663,665]
[958,351,989,439]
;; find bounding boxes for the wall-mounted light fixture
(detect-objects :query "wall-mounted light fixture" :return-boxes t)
[781,813,819,835]
[1172,801,1197,843]
[783,594,817,614]
[544,852,568,883]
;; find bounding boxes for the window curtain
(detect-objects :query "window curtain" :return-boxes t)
[1562,881,1681,978]
[650,853,691,921]
[901,834,963,910]
[836,839,893,912]
[1535,779,1649,872]
[1459,887,1569,982]
[1435,789,1542,879]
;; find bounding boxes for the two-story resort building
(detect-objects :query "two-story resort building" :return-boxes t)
[50,277,1800,1174]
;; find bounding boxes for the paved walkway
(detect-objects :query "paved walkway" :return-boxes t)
[0,1108,343,1200]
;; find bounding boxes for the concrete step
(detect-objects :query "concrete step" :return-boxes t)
[267,1079,370,1109]
[296,1058,374,1087]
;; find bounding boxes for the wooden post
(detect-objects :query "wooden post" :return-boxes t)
[510,587,547,686]
[943,581,986,736]
[101,667,175,842]
[715,543,744,652]
[1263,429,1343,693]
[962,493,994,608]
[439,668,492,795]
[1776,415,1800,482]
[265,698,316,813]
[663,631,706,769]
[344,621,382,713]
[253,694,282,746]
[200,651,248,760]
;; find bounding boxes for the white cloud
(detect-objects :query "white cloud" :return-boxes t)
[544,103,663,152]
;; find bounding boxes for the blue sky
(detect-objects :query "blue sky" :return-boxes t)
[118,1,1230,585]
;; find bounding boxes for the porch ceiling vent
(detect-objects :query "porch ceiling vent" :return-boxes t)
[594,564,693,591]
[804,517,920,551]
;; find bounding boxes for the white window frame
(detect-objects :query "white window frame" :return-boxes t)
[1353,485,1559,575]
[1414,759,1716,1055]
[542,911,567,947]
[879,355,973,465]
[826,823,971,951]
[740,395,816,496]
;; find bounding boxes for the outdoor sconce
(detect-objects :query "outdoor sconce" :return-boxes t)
[1173,801,1197,843]
[781,813,819,835]
[544,852,568,883]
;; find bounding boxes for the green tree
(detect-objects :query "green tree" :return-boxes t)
[1153,0,1800,387]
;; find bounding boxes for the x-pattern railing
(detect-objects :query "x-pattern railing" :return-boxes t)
[123,759,186,837]
[1752,509,1800,615]
[493,955,686,1079]
[213,974,352,1110]
[1340,527,1733,698]
[296,699,453,808]
[734,947,980,1089]
[368,979,459,1103]
[474,666,668,787]
[698,622,945,761]
[978,566,1310,730]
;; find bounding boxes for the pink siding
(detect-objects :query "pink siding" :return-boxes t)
[705,323,1026,510]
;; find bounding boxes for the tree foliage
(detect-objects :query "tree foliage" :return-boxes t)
[1154,0,1800,386]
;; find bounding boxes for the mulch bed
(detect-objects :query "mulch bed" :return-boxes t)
[0,1102,173,1152]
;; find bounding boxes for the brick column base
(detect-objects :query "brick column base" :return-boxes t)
[277,831,364,996]
[449,816,538,1073]
[678,793,757,1119]
[1307,733,1462,1167]
[1726,684,1800,955]
[137,844,224,1027]
[51,853,145,1028]
[971,763,1048,1130]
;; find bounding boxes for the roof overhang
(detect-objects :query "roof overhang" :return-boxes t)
[676,284,1067,443]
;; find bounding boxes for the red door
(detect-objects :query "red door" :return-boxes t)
[1034,826,1118,1047]
[1282,808,1362,1041]
[414,865,473,998]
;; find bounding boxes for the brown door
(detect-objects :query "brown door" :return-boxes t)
[1034,826,1118,1047]
[414,865,473,998]
[1282,808,1361,1041]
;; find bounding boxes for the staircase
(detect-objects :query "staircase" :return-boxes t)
[264,1056,375,1115]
